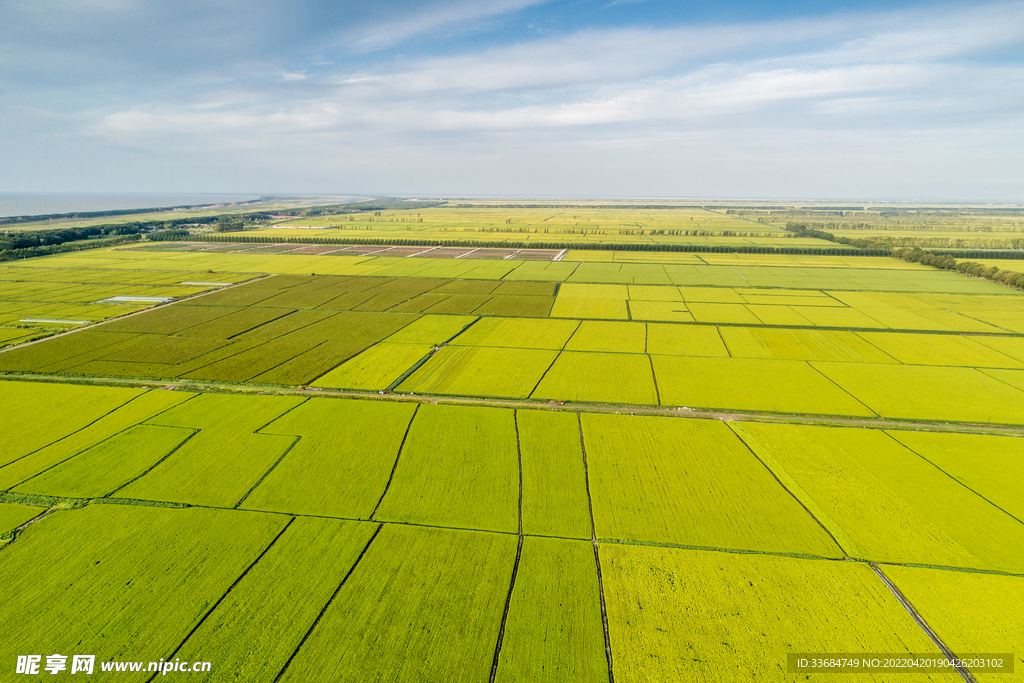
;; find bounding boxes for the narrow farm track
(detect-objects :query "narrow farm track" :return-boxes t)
[871,565,978,683]
[4,489,1023,580]
[3,370,1024,436]
[488,411,526,683]
[578,414,616,683]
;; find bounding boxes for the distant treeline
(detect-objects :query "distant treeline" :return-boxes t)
[0,224,147,251]
[452,204,706,210]
[300,198,445,217]
[2,218,199,252]
[148,230,191,241]
[924,249,1024,260]
[0,234,140,262]
[893,247,1024,290]
[165,233,890,255]
[0,198,263,226]
[0,212,279,253]
[784,223,882,250]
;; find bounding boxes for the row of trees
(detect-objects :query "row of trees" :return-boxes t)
[180,233,889,255]
[0,223,145,251]
[784,222,886,250]
[892,247,1024,289]
[0,234,140,262]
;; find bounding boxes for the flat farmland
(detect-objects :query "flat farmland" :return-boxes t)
[373,404,519,533]
[396,345,558,398]
[493,537,607,683]
[884,567,1024,682]
[581,413,842,557]
[2,212,1023,682]
[732,422,1024,572]
[171,517,379,682]
[240,398,418,518]
[602,545,954,683]
[0,505,290,672]
[532,351,659,404]
[277,524,517,683]
[652,356,875,416]
[0,265,251,349]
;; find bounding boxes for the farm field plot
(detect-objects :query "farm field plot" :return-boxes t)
[517,410,592,539]
[884,567,1024,682]
[549,296,629,319]
[0,504,289,672]
[966,311,1024,334]
[311,341,432,390]
[581,414,842,556]
[380,313,477,344]
[13,424,196,499]
[278,524,516,683]
[686,302,764,324]
[887,430,1024,521]
[645,323,730,356]
[240,398,417,518]
[652,356,874,416]
[494,537,607,683]
[115,393,304,507]
[857,331,1024,368]
[971,334,1024,362]
[626,299,694,322]
[813,362,1024,424]
[450,316,578,349]
[396,345,558,397]
[0,265,245,346]
[172,517,379,683]
[0,330,144,373]
[732,422,1024,572]
[0,388,193,490]
[564,320,647,353]
[737,265,1007,294]
[532,351,658,404]
[0,302,423,385]
[99,303,241,334]
[679,286,747,303]
[0,380,147,467]
[628,283,684,300]
[979,367,1024,393]
[740,303,813,326]
[602,545,953,683]
[475,295,555,317]
[374,404,519,533]
[784,305,887,328]
[719,327,898,363]
[0,502,44,534]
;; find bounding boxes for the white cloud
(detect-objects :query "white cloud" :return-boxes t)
[7,0,1024,198]
[347,0,555,51]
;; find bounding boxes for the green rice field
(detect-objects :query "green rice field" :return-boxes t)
[1,203,1023,681]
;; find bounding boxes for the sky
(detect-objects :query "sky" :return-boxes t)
[1,0,1023,200]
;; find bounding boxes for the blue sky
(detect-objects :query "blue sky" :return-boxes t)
[2,0,1022,199]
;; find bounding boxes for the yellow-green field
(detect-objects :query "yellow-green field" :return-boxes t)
[1,206,1022,682]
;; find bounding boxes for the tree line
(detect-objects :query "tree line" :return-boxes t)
[893,247,1024,289]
